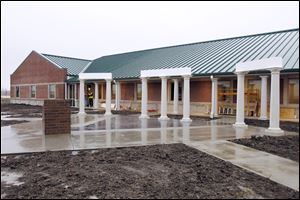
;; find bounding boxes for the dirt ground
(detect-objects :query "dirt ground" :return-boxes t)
[1,120,29,127]
[1,144,298,199]
[232,135,299,162]
[245,118,299,133]
[1,103,42,118]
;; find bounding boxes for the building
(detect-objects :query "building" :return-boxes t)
[10,28,299,124]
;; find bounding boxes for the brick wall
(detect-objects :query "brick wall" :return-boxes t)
[10,51,67,100]
[43,100,71,135]
[148,82,161,101]
[121,82,135,100]
[190,80,211,102]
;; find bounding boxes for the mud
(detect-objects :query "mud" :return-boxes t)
[232,135,299,162]
[1,144,298,199]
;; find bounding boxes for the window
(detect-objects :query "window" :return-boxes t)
[30,85,36,98]
[16,86,20,98]
[48,84,56,99]
[137,83,142,100]
[288,79,299,104]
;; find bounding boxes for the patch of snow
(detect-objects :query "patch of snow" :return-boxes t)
[1,170,24,186]
[91,150,99,154]
[72,151,79,156]
[89,195,98,199]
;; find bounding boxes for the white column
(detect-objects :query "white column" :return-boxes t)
[259,76,268,120]
[139,77,149,119]
[159,76,169,120]
[67,84,71,99]
[64,83,68,100]
[181,75,192,122]
[173,79,179,114]
[115,81,121,110]
[104,79,112,116]
[78,79,85,115]
[233,72,247,127]
[74,83,78,107]
[267,69,283,133]
[210,76,218,118]
[94,82,99,109]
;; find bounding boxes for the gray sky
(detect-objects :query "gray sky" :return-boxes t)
[1,1,299,90]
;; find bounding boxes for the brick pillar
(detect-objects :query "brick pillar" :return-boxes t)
[43,100,71,135]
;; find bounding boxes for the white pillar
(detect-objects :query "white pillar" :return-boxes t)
[233,72,247,127]
[181,75,192,122]
[67,84,71,99]
[74,83,78,107]
[173,79,179,114]
[159,76,169,120]
[78,79,85,115]
[267,69,283,133]
[259,76,268,120]
[64,83,68,100]
[210,76,218,118]
[94,82,99,109]
[139,77,149,119]
[104,79,112,116]
[115,81,121,110]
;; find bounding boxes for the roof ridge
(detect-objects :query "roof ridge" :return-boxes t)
[42,53,92,62]
[101,28,299,58]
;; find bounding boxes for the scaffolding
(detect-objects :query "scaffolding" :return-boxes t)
[218,88,260,116]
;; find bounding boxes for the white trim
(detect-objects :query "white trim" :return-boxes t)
[140,67,192,78]
[79,73,112,80]
[11,82,65,87]
[48,84,56,99]
[235,57,283,73]
[36,51,63,69]
[79,61,92,73]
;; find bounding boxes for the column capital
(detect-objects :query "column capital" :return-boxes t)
[140,77,148,81]
[235,71,248,76]
[172,78,179,82]
[105,78,112,82]
[270,68,281,74]
[210,75,218,82]
[259,75,268,79]
[182,75,191,79]
[159,76,168,80]
[94,81,99,85]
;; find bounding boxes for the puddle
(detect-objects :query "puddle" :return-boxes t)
[72,151,79,156]
[1,170,24,186]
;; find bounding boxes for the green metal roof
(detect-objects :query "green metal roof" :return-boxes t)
[42,54,91,76]
[84,28,299,79]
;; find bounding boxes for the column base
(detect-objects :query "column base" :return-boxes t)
[104,112,112,116]
[78,112,86,115]
[233,122,248,128]
[139,115,149,119]
[266,127,284,133]
[181,118,192,123]
[158,116,169,121]
[259,116,268,120]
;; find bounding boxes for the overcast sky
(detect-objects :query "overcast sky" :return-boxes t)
[1,1,299,90]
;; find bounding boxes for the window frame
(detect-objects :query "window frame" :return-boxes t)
[48,84,56,99]
[30,85,36,98]
[15,86,20,98]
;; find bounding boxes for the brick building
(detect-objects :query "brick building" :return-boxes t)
[10,29,299,123]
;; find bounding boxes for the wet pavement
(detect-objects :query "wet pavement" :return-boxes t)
[1,113,299,191]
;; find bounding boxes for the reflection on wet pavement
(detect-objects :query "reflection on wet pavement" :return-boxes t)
[1,113,298,191]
